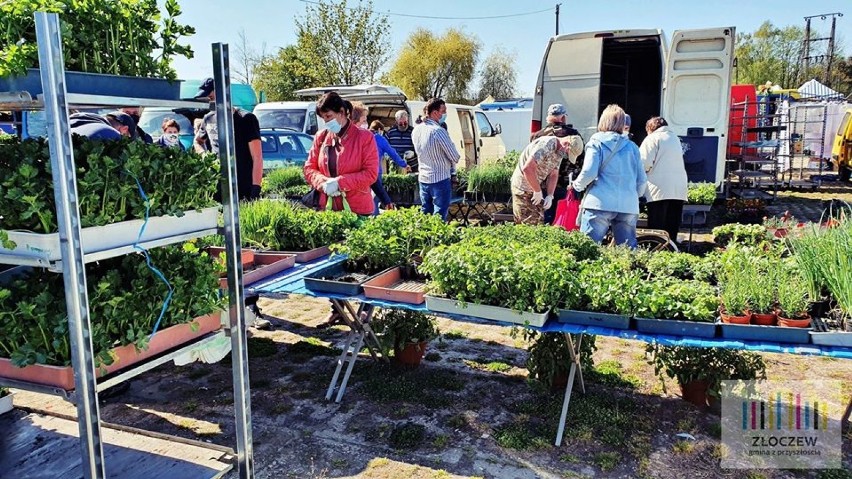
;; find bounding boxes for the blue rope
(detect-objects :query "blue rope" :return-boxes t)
[127,170,173,339]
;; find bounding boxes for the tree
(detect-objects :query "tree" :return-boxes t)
[476,47,517,102]
[294,0,390,85]
[252,45,320,102]
[734,21,804,88]
[233,28,266,86]
[385,28,480,103]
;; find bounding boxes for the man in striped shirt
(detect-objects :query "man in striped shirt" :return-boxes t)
[412,98,460,221]
[385,110,416,160]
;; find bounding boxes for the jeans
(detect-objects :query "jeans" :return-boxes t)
[420,178,452,221]
[580,208,639,248]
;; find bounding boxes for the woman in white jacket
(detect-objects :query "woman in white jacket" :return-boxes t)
[639,117,688,243]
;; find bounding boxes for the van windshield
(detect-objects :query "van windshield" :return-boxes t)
[256,109,306,131]
[138,109,194,138]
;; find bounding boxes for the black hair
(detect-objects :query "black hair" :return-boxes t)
[425,98,445,115]
[316,91,347,115]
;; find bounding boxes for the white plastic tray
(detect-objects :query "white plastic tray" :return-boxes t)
[1,207,219,262]
[425,295,549,327]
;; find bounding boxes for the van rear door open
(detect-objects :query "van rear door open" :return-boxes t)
[663,27,735,185]
[537,36,603,138]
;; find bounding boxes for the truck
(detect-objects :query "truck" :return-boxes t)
[832,106,852,182]
[531,27,735,185]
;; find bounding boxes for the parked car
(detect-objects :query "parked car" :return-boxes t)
[260,128,314,170]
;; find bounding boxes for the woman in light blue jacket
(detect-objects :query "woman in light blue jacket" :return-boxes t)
[572,104,647,248]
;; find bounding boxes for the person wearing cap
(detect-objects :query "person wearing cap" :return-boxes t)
[69,112,122,140]
[530,103,585,224]
[105,111,137,139]
[121,107,153,144]
[194,77,263,201]
[511,135,580,225]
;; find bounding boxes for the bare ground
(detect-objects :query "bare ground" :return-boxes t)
[11,182,852,479]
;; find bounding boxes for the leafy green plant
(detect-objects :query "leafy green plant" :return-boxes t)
[373,308,439,354]
[686,182,716,205]
[577,256,645,315]
[645,345,766,398]
[261,166,306,196]
[331,207,461,274]
[644,251,702,280]
[461,224,600,262]
[465,163,513,197]
[237,199,359,251]
[0,0,195,79]
[0,136,219,234]
[382,173,418,195]
[521,329,596,389]
[712,223,768,247]
[421,233,581,313]
[634,279,718,322]
[0,242,223,368]
[776,260,810,319]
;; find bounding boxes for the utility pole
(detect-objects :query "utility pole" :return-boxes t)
[801,13,843,87]
[555,3,561,36]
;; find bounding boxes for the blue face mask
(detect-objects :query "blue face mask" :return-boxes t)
[439,113,447,124]
[326,119,342,134]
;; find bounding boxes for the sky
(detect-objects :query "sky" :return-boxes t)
[162,0,850,97]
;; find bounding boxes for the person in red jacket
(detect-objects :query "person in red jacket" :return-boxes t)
[304,92,378,215]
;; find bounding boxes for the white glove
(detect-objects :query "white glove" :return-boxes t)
[543,195,554,210]
[322,178,341,197]
[531,190,544,205]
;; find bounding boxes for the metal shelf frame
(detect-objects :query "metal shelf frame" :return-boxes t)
[0,12,254,479]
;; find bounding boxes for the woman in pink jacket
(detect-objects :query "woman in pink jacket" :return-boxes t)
[304,92,378,215]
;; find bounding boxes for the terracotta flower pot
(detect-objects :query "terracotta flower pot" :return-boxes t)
[751,312,777,326]
[394,341,428,367]
[720,309,751,324]
[777,314,811,328]
[679,380,710,409]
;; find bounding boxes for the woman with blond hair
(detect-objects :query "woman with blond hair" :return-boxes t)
[572,104,647,247]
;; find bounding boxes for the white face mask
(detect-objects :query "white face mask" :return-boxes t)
[164,133,179,145]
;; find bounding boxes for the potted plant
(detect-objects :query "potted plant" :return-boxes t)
[633,278,719,338]
[522,329,597,392]
[762,211,797,239]
[711,223,768,248]
[382,173,419,205]
[0,387,13,416]
[373,309,439,367]
[749,260,778,326]
[645,345,766,409]
[719,272,751,324]
[685,182,716,209]
[776,267,811,328]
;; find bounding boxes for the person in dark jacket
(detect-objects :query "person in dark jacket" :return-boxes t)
[69,112,122,140]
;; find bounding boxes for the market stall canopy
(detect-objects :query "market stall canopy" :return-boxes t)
[797,79,846,101]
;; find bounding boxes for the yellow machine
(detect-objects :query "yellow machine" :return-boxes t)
[834,107,852,181]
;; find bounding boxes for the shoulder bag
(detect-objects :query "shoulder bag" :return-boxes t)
[576,137,623,226]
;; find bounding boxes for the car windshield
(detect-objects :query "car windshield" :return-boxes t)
[138,110,194,137]
[296,135,313,151]
[255,109,306,130]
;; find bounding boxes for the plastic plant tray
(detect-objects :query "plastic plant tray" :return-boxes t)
[362,267,427,305]
[425,295,549,327]
[634,317,718,338]
[809,331,852,347]
[276,245,331,263]
[303,262,374,296]
[719,323,811,344]
[556,309,631,330]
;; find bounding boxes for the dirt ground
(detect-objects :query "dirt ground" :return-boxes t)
[11,182,852,479]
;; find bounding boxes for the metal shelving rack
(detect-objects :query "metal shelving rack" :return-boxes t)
[0,13,254,479]
[779,101,828,189]
[726,94,784,201]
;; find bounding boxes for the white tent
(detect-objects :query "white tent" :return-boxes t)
[797,79,846,100]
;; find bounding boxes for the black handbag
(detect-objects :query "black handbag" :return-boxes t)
[301,188,320,209]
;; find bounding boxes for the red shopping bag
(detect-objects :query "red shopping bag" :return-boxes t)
[553,189,580,231]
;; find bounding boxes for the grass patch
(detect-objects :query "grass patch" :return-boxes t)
[559,454,580,463]
[493,421,551,450]
[672,440,695,454]
[585,360,642,390]
[593,452,620,472]
[288,337,340,359]
[184,400,199,412]
[247,337,278,358]
[432,434,449,449]
[463,359,512,373]
[355,363,465,407]
[446,414,467,429]
[443,330,467,340]
[424,352,442,362]
[388,422,425,450]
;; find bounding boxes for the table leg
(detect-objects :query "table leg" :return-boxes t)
[335,333,365,403]
[325,328,362,401]
[843,395,852,426]
[555,333,586,446]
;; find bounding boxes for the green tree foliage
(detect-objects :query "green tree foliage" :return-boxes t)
[386,28,480,103]
[294,0,391,85]
[252,45,320,102]
[735,21,804,88]
[0,0,194,79]
[476,47,517,102]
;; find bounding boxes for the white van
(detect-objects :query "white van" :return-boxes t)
[253,101,325,135]
[532,27,735,185]
[295,85,506,168]
[478,108,532,154]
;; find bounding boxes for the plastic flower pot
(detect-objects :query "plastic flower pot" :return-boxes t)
[394,341,428,367]
[720,309,751,324]
[751,312,778,326]
[679,380,710,409]
[777,315,811,328]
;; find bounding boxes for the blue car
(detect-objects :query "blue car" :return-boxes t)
[260,128,314,170]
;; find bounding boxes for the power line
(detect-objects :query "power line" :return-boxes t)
[297,0,552,20]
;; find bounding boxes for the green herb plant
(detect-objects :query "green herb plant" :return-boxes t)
[711,223,768,247]
[686,182,716,205]
[634,279,718,322]
[645,345,766,398]
[261,166,307,196]
[238,199,359,251]
[372,308,439,357]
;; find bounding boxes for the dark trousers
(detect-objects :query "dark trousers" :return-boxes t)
[646,200,684,243]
